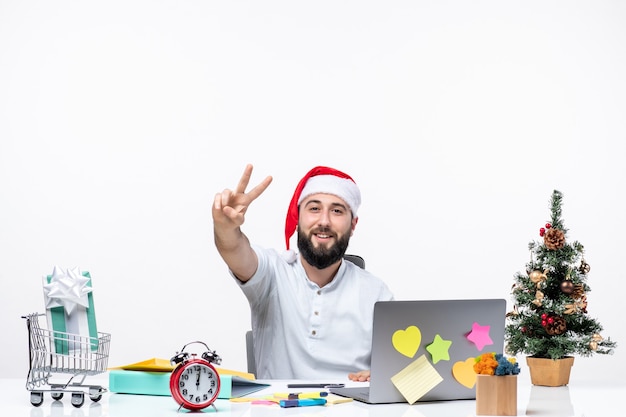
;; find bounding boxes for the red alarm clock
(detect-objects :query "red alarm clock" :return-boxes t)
[169,341,222,411]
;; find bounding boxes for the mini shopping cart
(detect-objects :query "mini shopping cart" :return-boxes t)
[22,313,111,408]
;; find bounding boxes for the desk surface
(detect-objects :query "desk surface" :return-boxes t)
[2,373,622,417]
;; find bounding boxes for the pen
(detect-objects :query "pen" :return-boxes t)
[279,398,327,408]
[287,383,345,388]
[274,391,329,399]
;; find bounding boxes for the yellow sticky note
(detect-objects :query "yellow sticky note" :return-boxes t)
[392,325,422,358]
[390,354,443,404]
[325,393,354,405]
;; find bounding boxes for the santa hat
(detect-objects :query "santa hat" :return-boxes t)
[284,166,361,250]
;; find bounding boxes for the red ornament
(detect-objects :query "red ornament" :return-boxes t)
[547,317,554,324]
[542,320,547,327]
[539,227,546,237]
[545,223,552,229]
[541,313,547,320]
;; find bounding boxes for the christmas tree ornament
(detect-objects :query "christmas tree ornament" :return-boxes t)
[560,279,574,295]
[579,259,591,274]
[571,284,585,300]
[564,298,587,314]
[589,334,603,350]
[539,224,552,237]
[531,290,544,307]
[529,269,547,288]
[543,228,565,250]
[544,315,567,336]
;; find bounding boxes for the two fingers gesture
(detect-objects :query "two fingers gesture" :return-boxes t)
[212,164,273,229]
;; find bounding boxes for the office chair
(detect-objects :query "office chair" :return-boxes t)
[245,254,365,375]
[343,254,365,269]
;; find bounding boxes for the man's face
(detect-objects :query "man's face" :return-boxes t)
[297,193,357,269]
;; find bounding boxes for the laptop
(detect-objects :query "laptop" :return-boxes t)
[330,299,506,404]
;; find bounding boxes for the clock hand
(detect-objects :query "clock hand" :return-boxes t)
[196,368,201,388]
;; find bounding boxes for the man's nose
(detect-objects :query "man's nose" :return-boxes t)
[317,209,331,226]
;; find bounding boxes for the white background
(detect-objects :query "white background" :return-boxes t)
[1,1,624,382]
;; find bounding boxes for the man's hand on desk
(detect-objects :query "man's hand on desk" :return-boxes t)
[348,370,370,382]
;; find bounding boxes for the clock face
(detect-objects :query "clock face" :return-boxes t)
[170,360,220,410]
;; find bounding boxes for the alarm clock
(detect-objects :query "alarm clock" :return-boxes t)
[169,341,222,411]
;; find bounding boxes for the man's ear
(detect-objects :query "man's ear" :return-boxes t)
[351,216,358,235]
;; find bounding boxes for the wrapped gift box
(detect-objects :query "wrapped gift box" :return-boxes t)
[42,266,99,354]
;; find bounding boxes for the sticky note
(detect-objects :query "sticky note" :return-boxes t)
[324,393,353,405]
[392,325,421,358]
[390,354,443,404]
[466,322,493,351]
[425,334,452,364]
[452,357,477,388]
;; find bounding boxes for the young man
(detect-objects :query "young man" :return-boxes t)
[213,164,393,380]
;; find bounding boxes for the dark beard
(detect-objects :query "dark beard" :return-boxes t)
[297,226,350,269]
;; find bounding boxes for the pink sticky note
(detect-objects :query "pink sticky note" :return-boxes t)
[466,322,492,351]
[252,400,278,405]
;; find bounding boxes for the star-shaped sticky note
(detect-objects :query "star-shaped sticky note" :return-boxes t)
[425,334,452,364]
[466,322,493,351]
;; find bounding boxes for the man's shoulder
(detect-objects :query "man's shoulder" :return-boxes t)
[342,260,384,282]
[341,260,393,297]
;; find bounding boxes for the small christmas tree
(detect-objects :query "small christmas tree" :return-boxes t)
[505,190,616,360]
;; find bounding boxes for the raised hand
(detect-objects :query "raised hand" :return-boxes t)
[212,164,273,230]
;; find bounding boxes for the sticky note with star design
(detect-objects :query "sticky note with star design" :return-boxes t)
[466,322,493,351]
[390,354,443,404]
[425,334,452,364]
